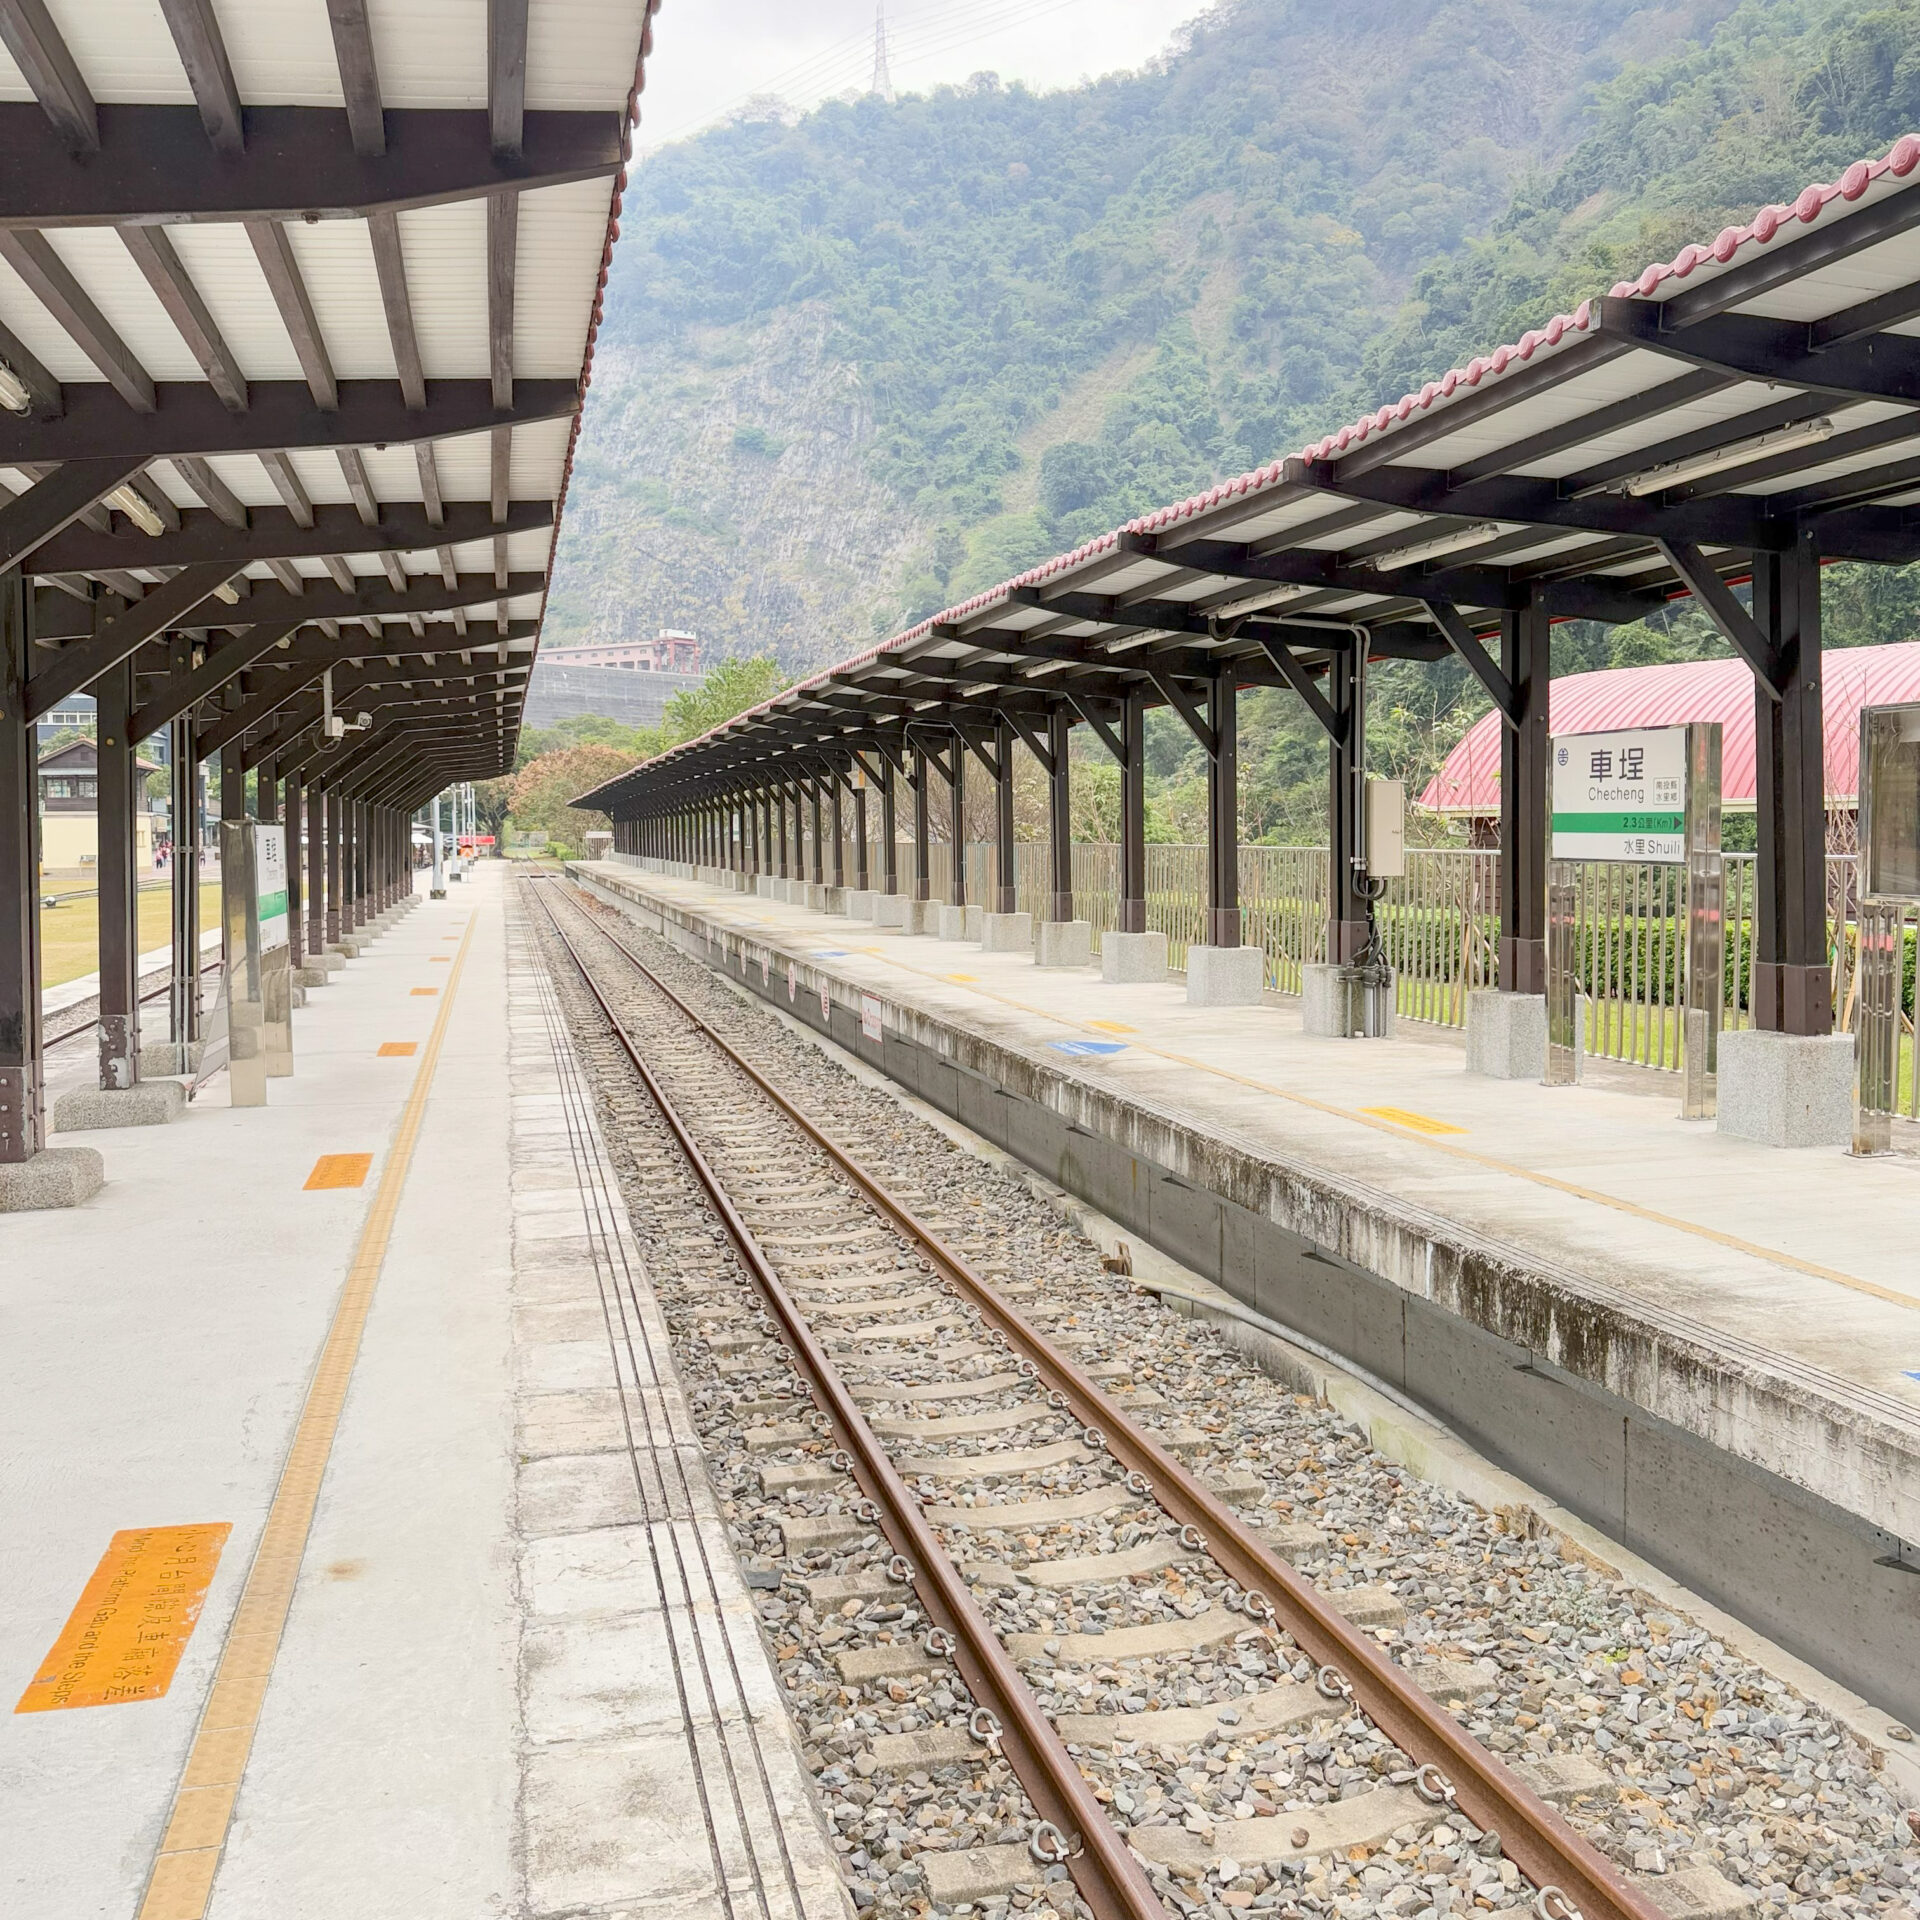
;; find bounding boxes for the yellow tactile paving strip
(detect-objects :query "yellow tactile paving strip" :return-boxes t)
[136,909,480,1920]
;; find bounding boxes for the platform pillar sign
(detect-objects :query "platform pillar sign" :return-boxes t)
[1852,703,1920,1153]
[1547,722,1722,1108]
[255,823,293,1081]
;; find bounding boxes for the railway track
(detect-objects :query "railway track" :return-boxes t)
[525,872,1691,1920]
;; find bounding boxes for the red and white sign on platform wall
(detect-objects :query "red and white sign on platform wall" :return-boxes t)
[861,994,884,1042]
[820,980,831,1023]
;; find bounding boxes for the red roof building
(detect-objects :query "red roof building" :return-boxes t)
[1418,642,1920,820]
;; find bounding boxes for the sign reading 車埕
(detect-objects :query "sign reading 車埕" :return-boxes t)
[1550,726,1688,863]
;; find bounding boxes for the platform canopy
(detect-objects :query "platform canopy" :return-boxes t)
[582,132,1920,816]
[0,0,655,804]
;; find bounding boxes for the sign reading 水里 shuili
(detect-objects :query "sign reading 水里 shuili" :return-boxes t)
[1550,727,1688,863]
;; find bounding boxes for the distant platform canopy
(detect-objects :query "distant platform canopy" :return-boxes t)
[1420,641,1920,817]
[0,0,658,797]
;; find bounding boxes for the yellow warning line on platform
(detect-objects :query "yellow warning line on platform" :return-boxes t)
[136,907,480,1920]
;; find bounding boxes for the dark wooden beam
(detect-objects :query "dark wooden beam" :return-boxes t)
[157,0,244,155]
[257,450,314,527]
[0,230,154,409]
[415,443,444,526]
[119,225,247,409]
[26,562,238,717]
[1658,538,1783,698]
[1597,295,1920,411]
[367,211,425,410]
[0,0,96,152]
[0,313,60,415]
[0,106,627,228]
[325,0,386,159]
[171,453,248,529]
[31,569,549,643]
[0,457,143,571]
[129,617,311,737]
[489,190,517,408]
[1428,602,1518,726]
[1254,635,1344,742]
[490,0,529,157]
[0,377,578,466]
[245,221,337,409]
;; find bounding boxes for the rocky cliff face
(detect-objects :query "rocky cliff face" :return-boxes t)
[543,306,932,672]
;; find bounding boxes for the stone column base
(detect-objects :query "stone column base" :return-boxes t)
[1186,944,1264,1006]
[1101,930,1168,983]
[803,883,829,912]
[874,894,908,927]
[1464,989,1545,1076]
[52,1081,188,1132]
[906,899,938,934]
[843,889,877,920]
[0,1146,104,1211]
[1037,919,1092,968]
[962,904,984,942]
[935,904,969,940]
[430,886,447,898]
[981,910,1032,952]
[754,876,772,898]
[822,885,848,915]
[1718,1028,1854,1148]
[294,966,331,988]
[1302,963,1398,1038]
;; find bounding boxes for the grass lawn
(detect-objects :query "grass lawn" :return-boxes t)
[40,885,178,991]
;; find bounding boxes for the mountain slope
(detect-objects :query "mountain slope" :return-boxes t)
[549,0,1751,664]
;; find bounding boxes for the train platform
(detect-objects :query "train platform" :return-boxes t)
[2,862,843,1920]
[567,860,1920,1732]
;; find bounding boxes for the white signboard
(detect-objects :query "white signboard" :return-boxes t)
[861,993,884,1042]
[254,824,289,950]
[1551,726,1688,863]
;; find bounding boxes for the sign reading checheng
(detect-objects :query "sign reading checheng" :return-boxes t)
[1551,726,1687,863]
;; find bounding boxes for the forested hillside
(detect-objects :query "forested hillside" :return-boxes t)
[543,0,1920,842]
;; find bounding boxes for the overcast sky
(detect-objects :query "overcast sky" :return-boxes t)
[634,0,1214,153]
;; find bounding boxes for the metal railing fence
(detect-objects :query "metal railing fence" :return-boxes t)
[723,835,1897,1095]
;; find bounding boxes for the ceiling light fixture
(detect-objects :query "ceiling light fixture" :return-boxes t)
[1209,581,1316,619]
[0,358,31,414]
[1608,415,1837,497]
[104,483,166,536]
[1369,522,1505,571]
[210,579,240,604]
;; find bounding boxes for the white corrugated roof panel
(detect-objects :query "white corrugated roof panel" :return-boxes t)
[167,225,309,383]
[395,201,489,381]
[513,179,615,378]
[280,219,395,381]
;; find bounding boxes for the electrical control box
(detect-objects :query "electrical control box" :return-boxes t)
[1365,778,1405,879]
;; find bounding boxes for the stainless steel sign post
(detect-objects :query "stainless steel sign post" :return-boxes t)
[1853,704,1920,1153]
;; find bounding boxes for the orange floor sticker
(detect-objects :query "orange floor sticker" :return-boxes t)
[410,986,438,996]
[428,955,451,962]
[1360,1105,1468,1137]
[17,1525,231,1713]
[304,1153,372,1190]
[376,1042,417,1058]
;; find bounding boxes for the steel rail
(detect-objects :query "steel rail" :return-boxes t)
[558,876,1669,1920]
[45,957,222,1048]
[527,878,1172,1920]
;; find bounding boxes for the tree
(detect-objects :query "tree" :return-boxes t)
[508,743,643,852]
[661,654,788,743]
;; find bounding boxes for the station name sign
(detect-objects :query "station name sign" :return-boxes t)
[1551,726,1687,863]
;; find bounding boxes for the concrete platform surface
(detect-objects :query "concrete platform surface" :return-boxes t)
[1,863,841,1920]
[570,861,1920,1720]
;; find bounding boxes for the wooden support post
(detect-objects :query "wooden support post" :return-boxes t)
[1328,640,1368,965]
[995,718,1016,914]
[286,768,304,968]
[881,757,898,896]
[949,733,967,907]
[912,745,931,902]
[1751,531,1830,1034]
[0,567,44,1163]
[170,702,201,1044]
[831,776,846,888]
[1120,689,1146,934]
[1499,593,1551,995]
[853,778,870,891]
[1205,668,1241,949]
[95,650,139,1090]
[1047,703,1073,922]
[809,780,825,885]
